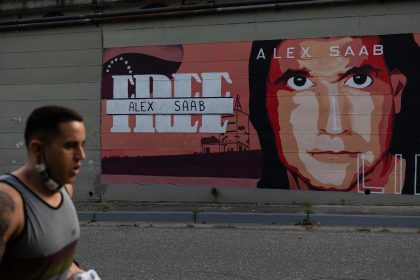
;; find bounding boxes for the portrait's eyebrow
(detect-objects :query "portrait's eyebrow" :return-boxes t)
[271,69,310,85]
[336,64,380,82]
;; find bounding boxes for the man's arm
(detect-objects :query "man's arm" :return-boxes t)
[64,184,86,279]
[63,185,101,280]
[67,261,84,279]
[0,189,16,262]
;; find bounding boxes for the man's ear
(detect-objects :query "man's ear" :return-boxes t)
[28,139,42,157]
[390,70,407,114]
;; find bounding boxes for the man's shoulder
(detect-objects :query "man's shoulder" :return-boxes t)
[0,180,25,241]
[0,181,21,205]
[0,179,24,221]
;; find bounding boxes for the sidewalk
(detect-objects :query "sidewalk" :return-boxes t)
[75,201,420,228]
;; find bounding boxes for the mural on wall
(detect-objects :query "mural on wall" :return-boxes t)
[101,33,420,194]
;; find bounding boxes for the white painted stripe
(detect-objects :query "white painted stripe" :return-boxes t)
[106,98,233,115]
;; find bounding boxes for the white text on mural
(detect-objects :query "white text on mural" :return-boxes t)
[106,72,233,133]
[256,44,384,59]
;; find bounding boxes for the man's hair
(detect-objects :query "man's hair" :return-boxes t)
[24,105,84,146]
[248,34,420,193]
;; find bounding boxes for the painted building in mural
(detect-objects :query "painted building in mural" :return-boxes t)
[0,0,420,202]
[101,34,420,195]
[201,96,250,154]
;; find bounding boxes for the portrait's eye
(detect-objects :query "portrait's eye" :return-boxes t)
[344,74,373,89]
[286,76,314,90]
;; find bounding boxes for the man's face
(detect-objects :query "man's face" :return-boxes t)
[266,36,405,190]
[44,121,86,185]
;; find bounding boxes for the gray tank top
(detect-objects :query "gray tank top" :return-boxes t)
[0,174,80,280]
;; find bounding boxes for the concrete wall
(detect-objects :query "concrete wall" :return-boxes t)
[0,25,103,199]
[1,0,420,205]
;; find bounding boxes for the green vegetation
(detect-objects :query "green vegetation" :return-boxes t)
[302,202,314,226]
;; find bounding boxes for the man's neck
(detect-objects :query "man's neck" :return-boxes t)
[13,164,59,198]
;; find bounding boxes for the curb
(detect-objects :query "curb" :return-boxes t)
[78,211,420,228]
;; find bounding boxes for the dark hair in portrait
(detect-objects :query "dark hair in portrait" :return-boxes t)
[248,34,420,194]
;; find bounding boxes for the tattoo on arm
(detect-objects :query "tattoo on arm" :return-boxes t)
[0,190,15,262]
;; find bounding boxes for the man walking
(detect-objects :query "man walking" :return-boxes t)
[0,105,100,279]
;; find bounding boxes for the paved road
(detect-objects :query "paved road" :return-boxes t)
[75,223,420,280]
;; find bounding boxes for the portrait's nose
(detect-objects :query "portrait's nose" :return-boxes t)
[319,82,349,135]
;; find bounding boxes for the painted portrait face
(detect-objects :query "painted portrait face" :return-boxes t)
[266,36,406,190]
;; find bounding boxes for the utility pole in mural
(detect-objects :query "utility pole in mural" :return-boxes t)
[201,95,250,154]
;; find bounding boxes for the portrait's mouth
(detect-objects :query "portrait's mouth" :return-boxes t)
[308,150,359,162]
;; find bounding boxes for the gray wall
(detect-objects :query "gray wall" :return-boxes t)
[0,26,103,199]
[1,0,420,205]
